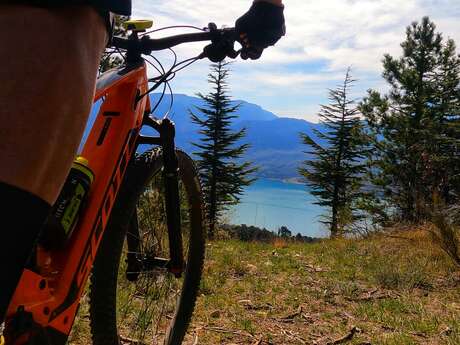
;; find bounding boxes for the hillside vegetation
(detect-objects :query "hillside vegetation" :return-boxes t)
[69,229,459,344]
[183,229,459,344]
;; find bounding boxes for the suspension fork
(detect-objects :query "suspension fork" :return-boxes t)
[159,119,184,277]
[135,117,185,277]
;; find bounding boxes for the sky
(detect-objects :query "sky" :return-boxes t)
[133,0,460,122]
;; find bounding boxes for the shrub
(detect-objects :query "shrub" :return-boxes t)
[428,204,460,267]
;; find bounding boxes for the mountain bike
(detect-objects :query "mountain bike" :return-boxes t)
[4,20,240,345]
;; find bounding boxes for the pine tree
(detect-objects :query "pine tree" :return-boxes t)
[429,38,460,203]
[190,61,257,239]
[299,69,367,237]
[360,17,460,222]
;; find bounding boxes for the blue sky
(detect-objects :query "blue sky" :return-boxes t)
[133,0,460,122]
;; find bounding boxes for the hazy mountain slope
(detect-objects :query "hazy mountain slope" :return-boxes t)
[150,93,278,124]
[232,118,320,179]
[86,94,321,179]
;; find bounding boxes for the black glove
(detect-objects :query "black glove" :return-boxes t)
[235,1,286,60]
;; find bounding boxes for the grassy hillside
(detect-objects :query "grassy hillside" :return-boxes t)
[185,230,459,344]
[70,229,459,344]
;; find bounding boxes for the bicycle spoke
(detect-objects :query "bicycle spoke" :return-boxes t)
[113,176,192,344]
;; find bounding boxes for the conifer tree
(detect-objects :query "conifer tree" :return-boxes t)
[429,38,460,203]
[299,69,367,237]
[360,17,460,222]
[190,61,257,239]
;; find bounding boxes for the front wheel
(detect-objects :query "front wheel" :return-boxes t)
[89,149,205,345]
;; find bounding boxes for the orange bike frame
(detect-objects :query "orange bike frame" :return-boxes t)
[7,62,150,343]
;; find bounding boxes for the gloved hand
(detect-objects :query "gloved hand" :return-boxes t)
[235,1,286,60]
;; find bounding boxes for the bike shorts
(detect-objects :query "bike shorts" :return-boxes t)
[14,0,132,15]
[13,0,131,40]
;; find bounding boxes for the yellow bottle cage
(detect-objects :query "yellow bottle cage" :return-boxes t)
[123,20,154,32]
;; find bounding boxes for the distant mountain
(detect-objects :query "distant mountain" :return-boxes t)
[85,94,321,179]
[233,118,320,179]
[150,93,278,123]
[149,94,321,179]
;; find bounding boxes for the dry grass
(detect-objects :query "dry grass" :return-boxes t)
[272,238,289,249]
[69,229,460,344]
[185,229,460,344]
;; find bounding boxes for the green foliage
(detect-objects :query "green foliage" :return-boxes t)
[190,61,257,238]
[360,17,460,223]
[277,226,292,238]
[299,68,368,237]
[222,224,276,242]
[220,224,319,243]
[99,15,129,73]
[428,202,460,267]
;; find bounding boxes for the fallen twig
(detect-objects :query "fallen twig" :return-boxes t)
[305,264,329,272]
[278,305,303,322]
[327,326,360,345]
[440,326,452,336]
[359,292,391,301]
[119,335,147,345]
[409,331,427,338]
[347,290,393,302]
[251,336,263,345]
[274,324,308,344]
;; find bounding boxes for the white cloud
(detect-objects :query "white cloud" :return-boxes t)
[133,0,460,121]
[251,71,345,87]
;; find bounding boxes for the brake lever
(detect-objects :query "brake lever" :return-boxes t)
[227,48,241,59]
[199,44,241,62]
[199,23,241,62]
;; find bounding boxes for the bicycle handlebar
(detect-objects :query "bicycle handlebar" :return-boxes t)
[112,31,212,52]
[111,25,239,61]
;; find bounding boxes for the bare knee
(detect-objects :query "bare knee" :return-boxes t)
[0,5,107,203]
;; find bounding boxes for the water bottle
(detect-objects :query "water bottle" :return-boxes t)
[40,156,94,250]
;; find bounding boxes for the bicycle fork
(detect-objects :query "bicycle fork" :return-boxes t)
[135,116,185,277]
[159,119,185,277]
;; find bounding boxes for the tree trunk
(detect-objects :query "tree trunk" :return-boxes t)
[208,170,217,240]
[330,186,339,238]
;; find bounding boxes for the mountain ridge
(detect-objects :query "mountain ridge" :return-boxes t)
[149,94,320,179]
[85,94,320,179]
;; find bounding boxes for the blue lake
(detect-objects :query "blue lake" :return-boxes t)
[228,178,328,238]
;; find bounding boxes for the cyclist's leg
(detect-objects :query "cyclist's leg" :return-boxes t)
[0,5,107,322]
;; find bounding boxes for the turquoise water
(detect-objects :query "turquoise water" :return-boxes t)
[228,178,328,238]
